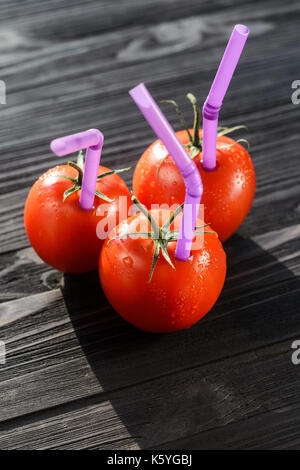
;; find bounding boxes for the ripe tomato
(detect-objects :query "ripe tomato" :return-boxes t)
[99,206,226,333]
[24,163,131,273]
[132,129,255,242]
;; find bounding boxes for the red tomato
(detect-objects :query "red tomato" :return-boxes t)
[99,208,226,333]
[133,129,255,241]
[24,164,131,273]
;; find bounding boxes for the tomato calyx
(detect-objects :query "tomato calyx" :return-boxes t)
[162,93,202,159]
[59,151,131,203]
[108,192,215,283]
[186,93,201,157]
[216,126,250,151]
[157,94,250,178]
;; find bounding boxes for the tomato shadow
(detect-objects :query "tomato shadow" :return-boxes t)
[62,232,300,449]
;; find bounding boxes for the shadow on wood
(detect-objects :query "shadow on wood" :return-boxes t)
[60,233,300,449]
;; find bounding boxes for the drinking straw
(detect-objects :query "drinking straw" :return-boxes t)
[202,24,249,170]
[51,129,104,210]
[129,83,203,261]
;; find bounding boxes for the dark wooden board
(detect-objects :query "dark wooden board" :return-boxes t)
[0,338,298,450]
[0,0,300,450]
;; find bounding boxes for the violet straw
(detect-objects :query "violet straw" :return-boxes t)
[202,24,249,170]
[129,83,203,261]
[51,129,104,210]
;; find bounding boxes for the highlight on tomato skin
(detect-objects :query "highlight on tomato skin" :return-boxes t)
[99,208,227,333]
[24,163,132,274]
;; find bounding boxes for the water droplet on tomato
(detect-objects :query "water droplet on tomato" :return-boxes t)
[123,256,133,268]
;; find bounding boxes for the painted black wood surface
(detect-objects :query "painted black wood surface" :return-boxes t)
[0,0,300,450]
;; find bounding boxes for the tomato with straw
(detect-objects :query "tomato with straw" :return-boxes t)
[99,195,226,332]
[24,129,132,273]
[132,94,255,241]
[99,85,226,332]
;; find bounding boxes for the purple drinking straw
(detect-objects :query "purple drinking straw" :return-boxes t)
[129,83,203,261]
[51,129,104,210]
[202,24,249,171]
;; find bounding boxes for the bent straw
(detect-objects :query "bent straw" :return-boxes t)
[202,24,249,170]
[129,83,203,261]
[51,129,104,210]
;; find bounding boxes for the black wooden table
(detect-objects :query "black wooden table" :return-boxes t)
[0,0,300,450]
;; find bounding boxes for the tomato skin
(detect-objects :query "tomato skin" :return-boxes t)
[24,164,131,273]
[133,129,256,241]
[99,209,226,333]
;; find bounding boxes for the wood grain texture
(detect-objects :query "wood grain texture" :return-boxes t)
[0,0,300,450]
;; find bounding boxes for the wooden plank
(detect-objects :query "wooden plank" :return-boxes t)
[0,1,298,181]
[156,403,300,450]
[0,0,299,451]
[0,338,298,449]
[0,224,300,422]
